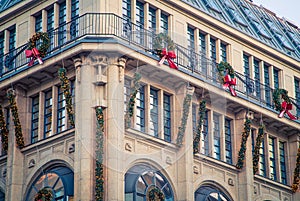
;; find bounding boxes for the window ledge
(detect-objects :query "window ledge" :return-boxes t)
[254,174,292,191]
[125,128,178,151]
[194,153,239,173]
[22,128,75,154]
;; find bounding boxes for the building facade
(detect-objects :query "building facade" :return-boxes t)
[0,0,299,200]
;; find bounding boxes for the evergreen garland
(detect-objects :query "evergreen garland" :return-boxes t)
[176,93,192,146]
[147,187,165,201]
[125,72,141,128]
[58,68,75,127]
[236,118,251,169]
[7,90,25,149]
[292,143,300,193]
[0,105,8,152]
[193,100,206,154]
[95,107,104,200]
[34,188,53,201]
[252,125,265,174]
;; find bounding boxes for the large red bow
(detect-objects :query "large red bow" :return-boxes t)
[25,47,43,66]
[158,48,178,69]
[223,74,237,96]
[279,101,297,120]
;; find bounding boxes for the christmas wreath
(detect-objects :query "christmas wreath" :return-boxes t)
[153,33,177,69]
[147,187,165,201]
[34,188,53,201]
[216,61,237,96]
[25,32,50,66]
[272,89,296,120]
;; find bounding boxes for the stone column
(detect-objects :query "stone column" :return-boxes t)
[106,56,126,201]
[73,55,95,201]
[175,86,195,201]
[5,88,26,201]
[236,110,254,201]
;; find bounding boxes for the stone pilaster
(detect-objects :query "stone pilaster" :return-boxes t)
[106,56,126,201]
[236,110,254,201]
[175,85,195,201]
[5,88,25,201]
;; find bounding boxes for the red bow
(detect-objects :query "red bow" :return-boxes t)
[279,101,297,120]
[158,48,178,69]
[25,47,43,66]
[223,74,237,96]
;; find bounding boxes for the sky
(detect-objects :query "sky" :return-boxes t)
[253,0,300,27]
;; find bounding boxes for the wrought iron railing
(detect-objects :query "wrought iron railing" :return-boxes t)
[0,13,299,119]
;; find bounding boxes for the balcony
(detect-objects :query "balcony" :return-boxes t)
[0,13,299,122]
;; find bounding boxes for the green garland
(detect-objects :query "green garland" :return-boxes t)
[252,125,265,174]
[58,68,75,127]
[7,90,25,149]
[28,32,50,58]
[153,32,175,57]
[292,143,300,193]
[147,187,165,201]
[34,188,53,201]
[125,72,141,128]
[236,118,251,169]
[95,107,104,200]
[176,93,192,146]
[193,100,206,154]
[0,105,8,152]
[273,88,291,112]
[216,61,235,84]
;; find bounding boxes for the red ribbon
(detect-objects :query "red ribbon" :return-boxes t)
[279,101,297,120]
[223,74,237,96]
[158,48,178,69]
[25,47,43,66]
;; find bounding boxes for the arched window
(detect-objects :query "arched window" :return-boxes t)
[26,166,74,201]
[195,185,232,201]
[125,164,174,201]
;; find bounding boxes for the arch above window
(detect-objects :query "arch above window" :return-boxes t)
[25,166,74,201]
[125,164,174,201]
[195,184,232,201]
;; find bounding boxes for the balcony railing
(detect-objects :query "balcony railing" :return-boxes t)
[0,13,299,119]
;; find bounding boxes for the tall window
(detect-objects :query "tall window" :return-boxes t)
[187,26,195,69]
[35,13,42,32]
[163,94,171,142]
[220,43,227,62]
[224,118,232,164]
[122,0,131,21]
[279,141,287,184]
[259,139,266,177]
[135,1,144,45]
[295,78,300,116]
[269,137,277,181]
[273,68,279,89]
[47,7,55,50]
[44,90,53,137]
[201,111,209,155]
[199,32,207,75]
[124,78,131,114]
[264,64,271,106]
[192,104,197,132]
[254,59,260,98]
[136,86,145,132]
[58,1,67,46]
[210,38,216,61]
[31,96,39,143]
[57,86,66,133]
[160,13,168,33]
[0,32,4,75]
[71,0,80,38]
[148,7,156,31]
[213,113,220,160]
[8,26,16,69]
[149,88,158,137]
[243,54,250,78]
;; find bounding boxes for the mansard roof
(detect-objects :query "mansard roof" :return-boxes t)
[182,0,300,61]
[0,0,23,13]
